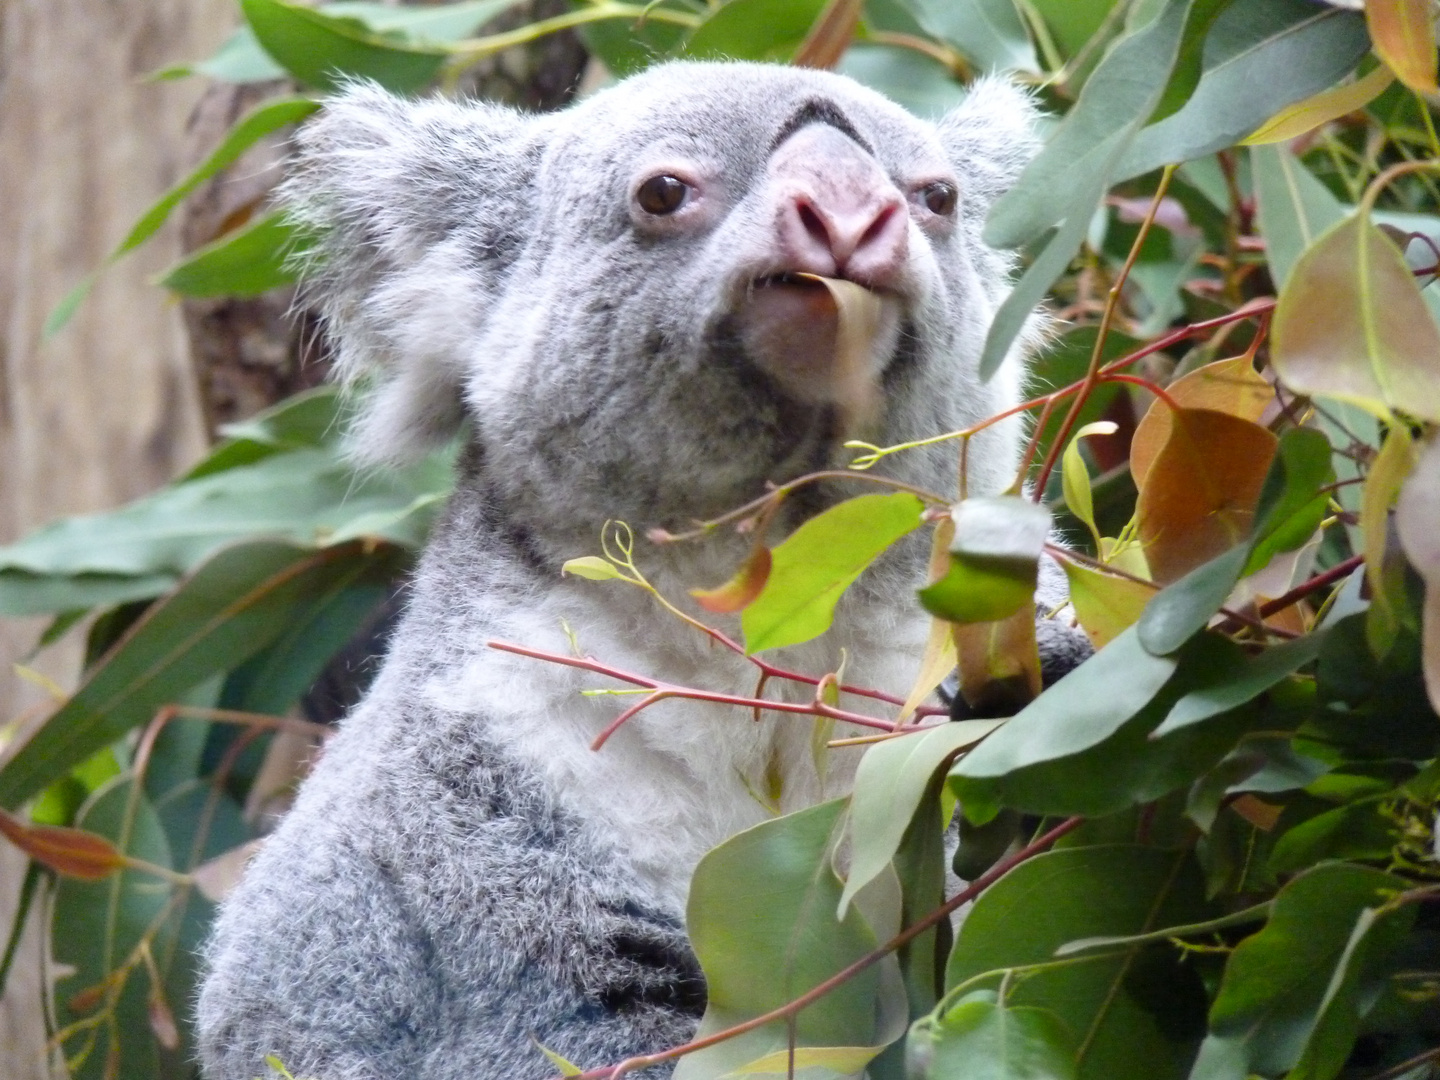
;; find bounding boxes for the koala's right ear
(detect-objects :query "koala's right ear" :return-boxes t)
[282,82,541,466]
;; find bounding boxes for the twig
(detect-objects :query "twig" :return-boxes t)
[487,640,901,745]
[1032,165,1178,502]
[1256,554,1364,619]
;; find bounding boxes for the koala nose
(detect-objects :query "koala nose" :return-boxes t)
[770,123,909,287]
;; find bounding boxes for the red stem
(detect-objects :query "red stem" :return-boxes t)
[564,815,1086,1080]
[1256,553,1364,619]
[487,640,908,744]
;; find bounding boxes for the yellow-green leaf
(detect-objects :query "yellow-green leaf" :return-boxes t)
[1062,420,1119,549]
[561,556,622,581]
[1242,64,1394,144]
[1366,0,1438,92]
[531,1038,583,1077]
[743,493,925,653]
[1271,213,1440,423]
[1059,557,1155,649]
[1362,424,1418,655]
[725,1043,887,1076]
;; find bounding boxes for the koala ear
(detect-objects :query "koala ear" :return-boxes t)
[282,82,540,466]
[935,77,1043,217]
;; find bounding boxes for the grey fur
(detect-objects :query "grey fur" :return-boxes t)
[198,61,1067,1080]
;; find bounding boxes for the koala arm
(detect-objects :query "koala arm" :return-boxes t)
[197,697,705,1080]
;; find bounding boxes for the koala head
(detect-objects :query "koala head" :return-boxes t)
[284,63,1040,536]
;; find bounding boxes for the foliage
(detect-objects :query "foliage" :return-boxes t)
[6,0,1440,1078]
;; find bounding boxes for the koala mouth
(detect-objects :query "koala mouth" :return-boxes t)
[736,273,902,431]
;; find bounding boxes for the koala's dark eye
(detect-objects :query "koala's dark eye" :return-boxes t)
[636,174,691,215]
[920,181,958,217]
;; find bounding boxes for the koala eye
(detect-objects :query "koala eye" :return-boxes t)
[636,174,692,216]
[918,180,959,217]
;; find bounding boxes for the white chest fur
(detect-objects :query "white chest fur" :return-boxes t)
[423,568,931,916]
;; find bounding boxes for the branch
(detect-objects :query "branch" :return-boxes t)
[487,640,910,746]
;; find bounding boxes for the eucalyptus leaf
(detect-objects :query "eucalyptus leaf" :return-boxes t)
[240,0,449,93]
[1196,862,1412,1079]
[946,845,1214,1080]
[678,798,905,1078]
[1115,2,1369,180]
[918,497,1051,624]
[743,492,924,653]
[897,0,1038,73]
[684,0,829,62]
[911,991,1077,1080]
[840,719,1004,917]
[158,211,304,299]
[0,540,404,809]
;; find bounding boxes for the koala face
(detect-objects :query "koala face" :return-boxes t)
[285,63,1040,537]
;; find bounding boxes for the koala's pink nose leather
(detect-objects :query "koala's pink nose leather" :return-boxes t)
[769,123,908,287]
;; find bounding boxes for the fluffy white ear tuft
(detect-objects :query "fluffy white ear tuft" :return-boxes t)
[935,77,1044,215]
[280,82,540,466]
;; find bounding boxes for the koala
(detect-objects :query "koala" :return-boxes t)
[197,60,1078,1080]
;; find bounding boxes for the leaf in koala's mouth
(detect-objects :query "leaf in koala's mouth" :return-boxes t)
[796,273,886,429]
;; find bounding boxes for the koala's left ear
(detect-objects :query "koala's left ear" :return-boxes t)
[935,77,1043,217]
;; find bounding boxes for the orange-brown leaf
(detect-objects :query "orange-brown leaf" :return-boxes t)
[1367,0,1439,92]
[67,979,110,1015]
[691,546,773,614]
[0,807,124,880]
[793,0,862,69]
[1131,355,1274,489]
[1137,408,1279,584]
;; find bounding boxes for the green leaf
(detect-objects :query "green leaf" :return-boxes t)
[574,0,690,77]
[1194,863,1412,1079]
[896,0,1038,73]
[835,43,965,120]
[950,626,1178,811]
[240,0,449,93]
[1271,212,1440,423]
[683,0,830,62]
[951,634,1260,822]
[323,0,525,43]
[1151,631,1325,738]
[561,556,622,581]
[1062,421,1119,549]
[0,540,405,809]
[946,846,1215,1080]
[1058,558,1154,651]
[918,497,1051,624]
[157,211,304,298]
[984,0,1195,251]
[0,571,176,619]
[978,139,1125,379]
[42,271,100,339]
[911,991,1077,1080]
[186,26,289,82]
[1144,0,1233,124]
[117,97,319,257]
[742,492,924,653]
[0,447,443,580]
[52,777,176,1080]
[1244,427,1336,576]
[1136,543,1249,657]
[1266,799,1397,875]
[1251,144,1347,290]
[839,719,1004,917]
[1115,2,1369,180]
[1024,0,1115,62]
[677,799,905,1078]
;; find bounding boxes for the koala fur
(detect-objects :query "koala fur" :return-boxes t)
[197,61,1077,1080]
